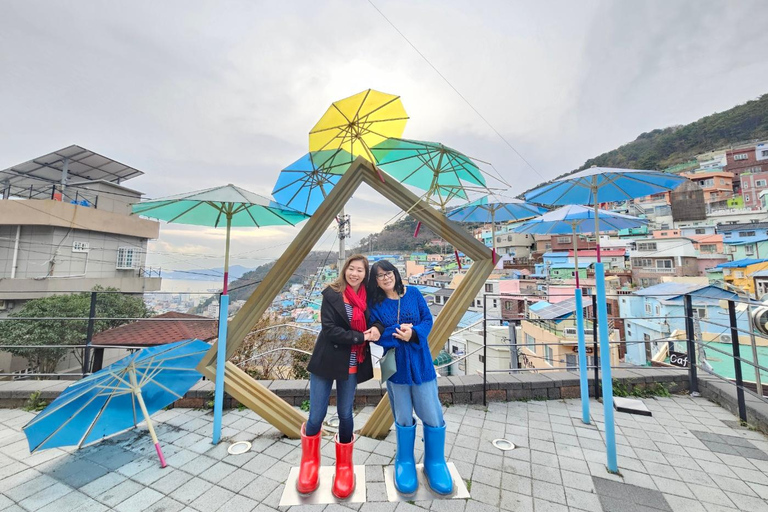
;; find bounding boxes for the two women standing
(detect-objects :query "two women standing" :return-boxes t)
[297,256,452,499]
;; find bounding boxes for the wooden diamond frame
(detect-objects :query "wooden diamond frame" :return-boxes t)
[196,157,494,439]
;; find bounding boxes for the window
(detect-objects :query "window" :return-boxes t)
[116,247,137,269]
[493,299,498,309]
[545,346,554,366]
[695,228,706,234]
[645,303,652,314]
[745,195,751,202]
[656,259,673,269]
[700,244,717,253]
[643,333,651,342]
[545,243,552,251]
[757,180,767,187]
[507,235,512,241]
[735,271,745,278]
[632,258,653,268]
[720,179,726,185]
[496,237,501,243]
[557,236,571,244]
[655,305,661,316]
[485,284,494,293]
[745,244,755,255]
[524,333,536,351]
[762,150,768,157]
[723,268,732,276]
[734,153,749,161]
[72,241,89,253]
[636,242,657,251]
[694,308,707,319]
[504,301,514,311]
[479,355,485,363]
[739,231,756,237]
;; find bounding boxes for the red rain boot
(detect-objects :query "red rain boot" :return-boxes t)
[296,423,321,495]
[332,433,356,499]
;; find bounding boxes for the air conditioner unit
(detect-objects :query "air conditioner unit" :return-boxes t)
[720,334,732,343]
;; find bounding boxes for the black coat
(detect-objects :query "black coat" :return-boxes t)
[306,286,381,383]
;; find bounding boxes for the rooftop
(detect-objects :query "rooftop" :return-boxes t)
[92,312,218,346]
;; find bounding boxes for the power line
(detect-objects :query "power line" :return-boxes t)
[367,0,542,184]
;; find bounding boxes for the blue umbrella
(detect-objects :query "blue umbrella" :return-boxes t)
[272,149,354,215]
[23,339,210,467]
[524,167,686,261]
[514,205,646,287]
[447,196,547,254]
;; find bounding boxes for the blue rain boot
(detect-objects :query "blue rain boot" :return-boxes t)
[394,421,418,495]
[422,423,454,495]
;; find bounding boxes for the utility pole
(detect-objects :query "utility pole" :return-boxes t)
[337,208,351,271]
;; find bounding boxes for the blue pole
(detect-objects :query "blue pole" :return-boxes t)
[212,293,229,445]
[574,290,590,424]
[595,262,618,472]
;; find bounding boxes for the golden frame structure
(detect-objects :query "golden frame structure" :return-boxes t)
[196,157,494,439]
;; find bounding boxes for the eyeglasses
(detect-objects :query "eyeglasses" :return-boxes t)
[376,271,395,281]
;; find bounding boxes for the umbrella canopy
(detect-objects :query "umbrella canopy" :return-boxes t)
[23,339,209,465]
[447,196,547,254]
[513,205,647,235]
[447,197,547,224]
[272,150,354,216]
[131,184,309,228]
[309,89,408,163]
[524,167,687,206]
[513,205,646,288]
[371,138,486,211]
[524,167,686,263]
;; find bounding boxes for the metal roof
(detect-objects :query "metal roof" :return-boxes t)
[0,145,144,191]
[528,298,581,319]
[716,258,768,268]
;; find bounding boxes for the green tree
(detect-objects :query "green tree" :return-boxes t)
[0,287,148,375]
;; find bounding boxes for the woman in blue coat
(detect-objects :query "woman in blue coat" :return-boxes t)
[367,260,453,496]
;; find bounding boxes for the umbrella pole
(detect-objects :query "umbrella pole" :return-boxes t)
[213,212,232,445]
[572,224,580,289]
[593,183,601,263]
[130,367,167,468]
[491,209,497,265]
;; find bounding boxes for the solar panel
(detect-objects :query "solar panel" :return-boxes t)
[0,145,144,191]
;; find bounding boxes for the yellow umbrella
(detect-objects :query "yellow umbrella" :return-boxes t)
[309,89,408,163]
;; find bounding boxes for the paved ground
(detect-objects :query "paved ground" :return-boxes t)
[1,396,768,511]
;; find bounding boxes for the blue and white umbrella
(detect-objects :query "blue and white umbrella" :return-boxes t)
[514,205,646,287]
[524,167,686,261]
[272,149,354,216]
[447,196,547,253]
[23,339,210,467]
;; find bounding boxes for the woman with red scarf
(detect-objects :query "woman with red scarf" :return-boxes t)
[299,254,381,499]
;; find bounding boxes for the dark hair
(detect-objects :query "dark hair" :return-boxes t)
[367,260,405,305]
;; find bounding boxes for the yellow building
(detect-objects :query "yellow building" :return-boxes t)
[718,258,768,297]
[520,298,620,371]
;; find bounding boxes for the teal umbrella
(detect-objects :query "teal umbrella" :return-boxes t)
[371,138,486,211]
[131,184,309,445]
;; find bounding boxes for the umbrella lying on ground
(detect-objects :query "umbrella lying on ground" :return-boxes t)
[23,339,210,467]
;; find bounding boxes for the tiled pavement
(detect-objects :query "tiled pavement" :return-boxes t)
[1,396,768,511]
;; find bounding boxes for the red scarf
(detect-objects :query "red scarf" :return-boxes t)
[344,284,368,363]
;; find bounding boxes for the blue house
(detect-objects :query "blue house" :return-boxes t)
[718,222,768,260]
[619,282,748,365]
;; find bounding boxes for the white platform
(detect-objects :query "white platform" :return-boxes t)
[383,463,470,502]
[279,465,366,506]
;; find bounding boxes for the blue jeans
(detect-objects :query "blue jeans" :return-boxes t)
[306,372,357,443]
[387,378,444,428]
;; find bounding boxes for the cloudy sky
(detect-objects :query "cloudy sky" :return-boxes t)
[2,1,767,275]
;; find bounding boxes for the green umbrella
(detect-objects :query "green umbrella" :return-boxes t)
[131,183,309,292]
[371,138,486,211]
[131,184,309,445]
